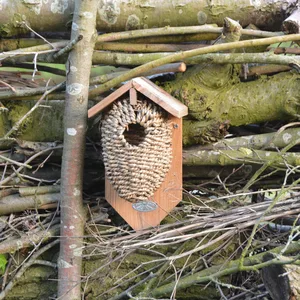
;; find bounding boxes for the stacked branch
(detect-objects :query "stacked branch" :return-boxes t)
[0,5,300,299]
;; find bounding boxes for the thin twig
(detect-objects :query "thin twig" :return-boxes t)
[19,21,55,48]
[0,145,63,186]
[96,26,281,43]
[238,177,300,270]
[0,155,32,169]
[0,80,16,92]
[1,258,12,291]
[89,34,300,98]
[34,259,57,268]
[52,34,83,60]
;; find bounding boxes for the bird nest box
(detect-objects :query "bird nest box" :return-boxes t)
[88,77,188,230]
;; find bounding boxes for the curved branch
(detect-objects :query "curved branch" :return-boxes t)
[89,33,300,98]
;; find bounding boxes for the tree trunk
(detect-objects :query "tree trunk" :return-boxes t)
[57,0,98,299]
[0,0,298,37]
[167,64,300,144]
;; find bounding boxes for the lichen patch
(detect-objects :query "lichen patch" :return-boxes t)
[82,11,93,19]
[73,247,83,257]
[22,0,42,15]
[67,128,77,136]
[70,66,78,72]
[51,0,68,14]
[98,0,120,25]
[126,14,140,30]
[66,83,83,95]
[283,133,292,144]
[72,22,79,31]
[197,11,207,24]
[73,188,81,196]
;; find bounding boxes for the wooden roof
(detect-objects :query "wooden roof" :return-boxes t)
[88,77,188,119]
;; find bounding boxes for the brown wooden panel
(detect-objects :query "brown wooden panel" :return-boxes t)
[88,81,132,118]
[88,77,188,119]
[105,116,182,231]
[129,88,137,105]
[133,77,188,118]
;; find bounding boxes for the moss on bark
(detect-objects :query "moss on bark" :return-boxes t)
[1,67,300,147]
[164,64,300,144]
[165,65,300,124]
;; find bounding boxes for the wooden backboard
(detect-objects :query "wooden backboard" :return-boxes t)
[105,116,182,231]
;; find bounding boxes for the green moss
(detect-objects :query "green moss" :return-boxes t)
[165,64,235,121]
[176,285,220,299]
[0,23,12,37]
[4,100,65,141]
[6,265,57,299]
[166,65,300,127]
[6,282,57,299]
[0,14,28,37]
[0,112,10,137]
[19,265,56,283]
[183,119,228,145]
[5,102,33,137]
[160,209,186,226]
[125,14,141,30]
[83,250,159,296]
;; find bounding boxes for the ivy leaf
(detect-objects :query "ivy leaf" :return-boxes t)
[0,254,7,273]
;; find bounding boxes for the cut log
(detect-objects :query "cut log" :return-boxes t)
[0,0,297,36]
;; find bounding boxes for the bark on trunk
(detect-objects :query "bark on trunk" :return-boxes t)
[0,0,298,37]
[57,0,98,299]
[166,65,300,144]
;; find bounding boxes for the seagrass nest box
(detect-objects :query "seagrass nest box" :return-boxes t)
[88,77,188,230]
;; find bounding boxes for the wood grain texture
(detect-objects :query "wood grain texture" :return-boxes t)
[105,116,182,231]
[133,77,188,118]
[129,88,137,105]
[88,77,188,119]
[88,81,132,118]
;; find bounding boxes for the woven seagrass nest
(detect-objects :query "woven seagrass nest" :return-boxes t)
[101,98,172,203]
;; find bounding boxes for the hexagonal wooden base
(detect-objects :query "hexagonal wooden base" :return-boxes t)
[105,116,182,231]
